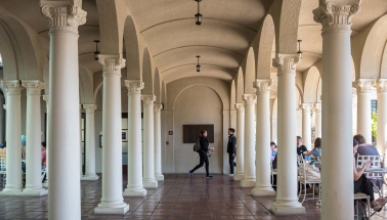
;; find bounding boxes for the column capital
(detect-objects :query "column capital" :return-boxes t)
[98,55,126,76]
[83,104,97,114]
[141,95,156,104]
[125,80,144,94]
[1,80,24,95]
[41,2,86,34]
[253,79,272,93]
[154,103,162,113]
[300,103,314,112]
[272,54,301,74]
[42,95,49,103]
[376,79,387,93]
[352,79,375,93]
[242,94,257,105]
[235,103,245,111]
[21,80,45,95]
[314,103,321,111]
[313,1,360,32]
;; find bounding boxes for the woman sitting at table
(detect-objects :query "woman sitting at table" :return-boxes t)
[353,138,387,212]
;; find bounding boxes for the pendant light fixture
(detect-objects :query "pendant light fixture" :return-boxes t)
[94,40,100,60]
[297,39,302,58]
[195,0,202,25]
[196,56,201,72]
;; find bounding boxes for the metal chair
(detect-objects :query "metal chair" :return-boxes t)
[354,193,371,220]
[297,155,321,204]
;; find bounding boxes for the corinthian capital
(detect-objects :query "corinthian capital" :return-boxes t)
[300,103,314,112]
[272,54,300,74]
[313,1,360,31]
[41,1,87,33]
[83,104,97,114]
[154,103,163,113]
[352,79,375,93]
[253,79,272,93]
[125,80,144,94]
[98,55,126,76]
[141,95,156,104]
[242,94,257,105]
[235,103,245,112]
[1,80,24,95]
[22,80,45,95]
[376,79,387,93]
[314,103,321,112]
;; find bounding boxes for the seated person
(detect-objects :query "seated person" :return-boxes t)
[304,138,322,168]
[353,138,387,212]
[297,136,308,158]
[270,142,277,162]
[353,134,382,188]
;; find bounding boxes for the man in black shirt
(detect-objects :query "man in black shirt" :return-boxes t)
[189,130,213,178]
[297,136,308,158]
[227,128,236,176]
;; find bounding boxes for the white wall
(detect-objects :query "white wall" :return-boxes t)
[173,85,223,173]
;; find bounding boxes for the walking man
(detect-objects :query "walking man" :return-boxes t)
[227,128,236,176]
[189,130,213,178]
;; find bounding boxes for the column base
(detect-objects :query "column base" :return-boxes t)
[233,173,244,181]
[155,174,164,181]
[270,201,305,215]
[42,181,48,188]
[143,179,158,188]
[81,175,99,181]
[240,179,256,188]
[23,188,48,196]
[251,187,275,197]
[123,187,147,197]
[0,188,23,196]
[94,203,129,215]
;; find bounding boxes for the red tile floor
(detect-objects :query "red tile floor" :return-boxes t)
[0,174,387,219]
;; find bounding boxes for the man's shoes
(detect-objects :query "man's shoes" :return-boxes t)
[189,171,193,178]
[206,175,214,179]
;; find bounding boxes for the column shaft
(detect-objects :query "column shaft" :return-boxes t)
[314,103,321,138]
[314,2,360,219]
[301,103,313,150]
[0,81,23,194]
[252,80,275,196]
[82,104,98,180]
[240,94,256,188]
[377,80,387,157]
[124,80,147,197]
[154,104,164,181]
[142,95,158,188]
[94,55,128,214]
[22,81,47,196]
[354,79,374,143]
[233,103,245,181]
[270,54,305,214]
[42,95,49,187]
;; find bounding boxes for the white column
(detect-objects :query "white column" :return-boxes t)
[154,103,164,181]
[270,54,305,214]
[240,94,256,188]
[81,104,99,180]
[22,81,47,196]
[314,103,321,138]
[0,95,4,144]
[0,81,24,195]
[252,79,275,196]
[94,55,129,214]
[353,79,374,143]
[301,103,313,150]
[80,105,83,177]
[42,95,49,188]
[314,2,360,219]
[233,103,245,181]
[142,95,158,188]
[41,3,86,219]
[123,80,147,197]
[377,79,387,157]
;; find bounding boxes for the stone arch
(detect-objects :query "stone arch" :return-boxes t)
[154,68,162,104]
[96,0,126,54]
[381,42,387,79]
[79,67,94,104]
[255,14,276,79]
[268,0,301,53]
[93,81,103,104]
[235,66,244,103]
[243,47,256,94]
[352,15,387,79]
[0,17,41,80]
[304,66,321,103]
[142,48,154,95]
[123,15,141,80]
[230,79,236,110]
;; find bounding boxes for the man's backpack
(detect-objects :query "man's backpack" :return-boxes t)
[193,140,201,152]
